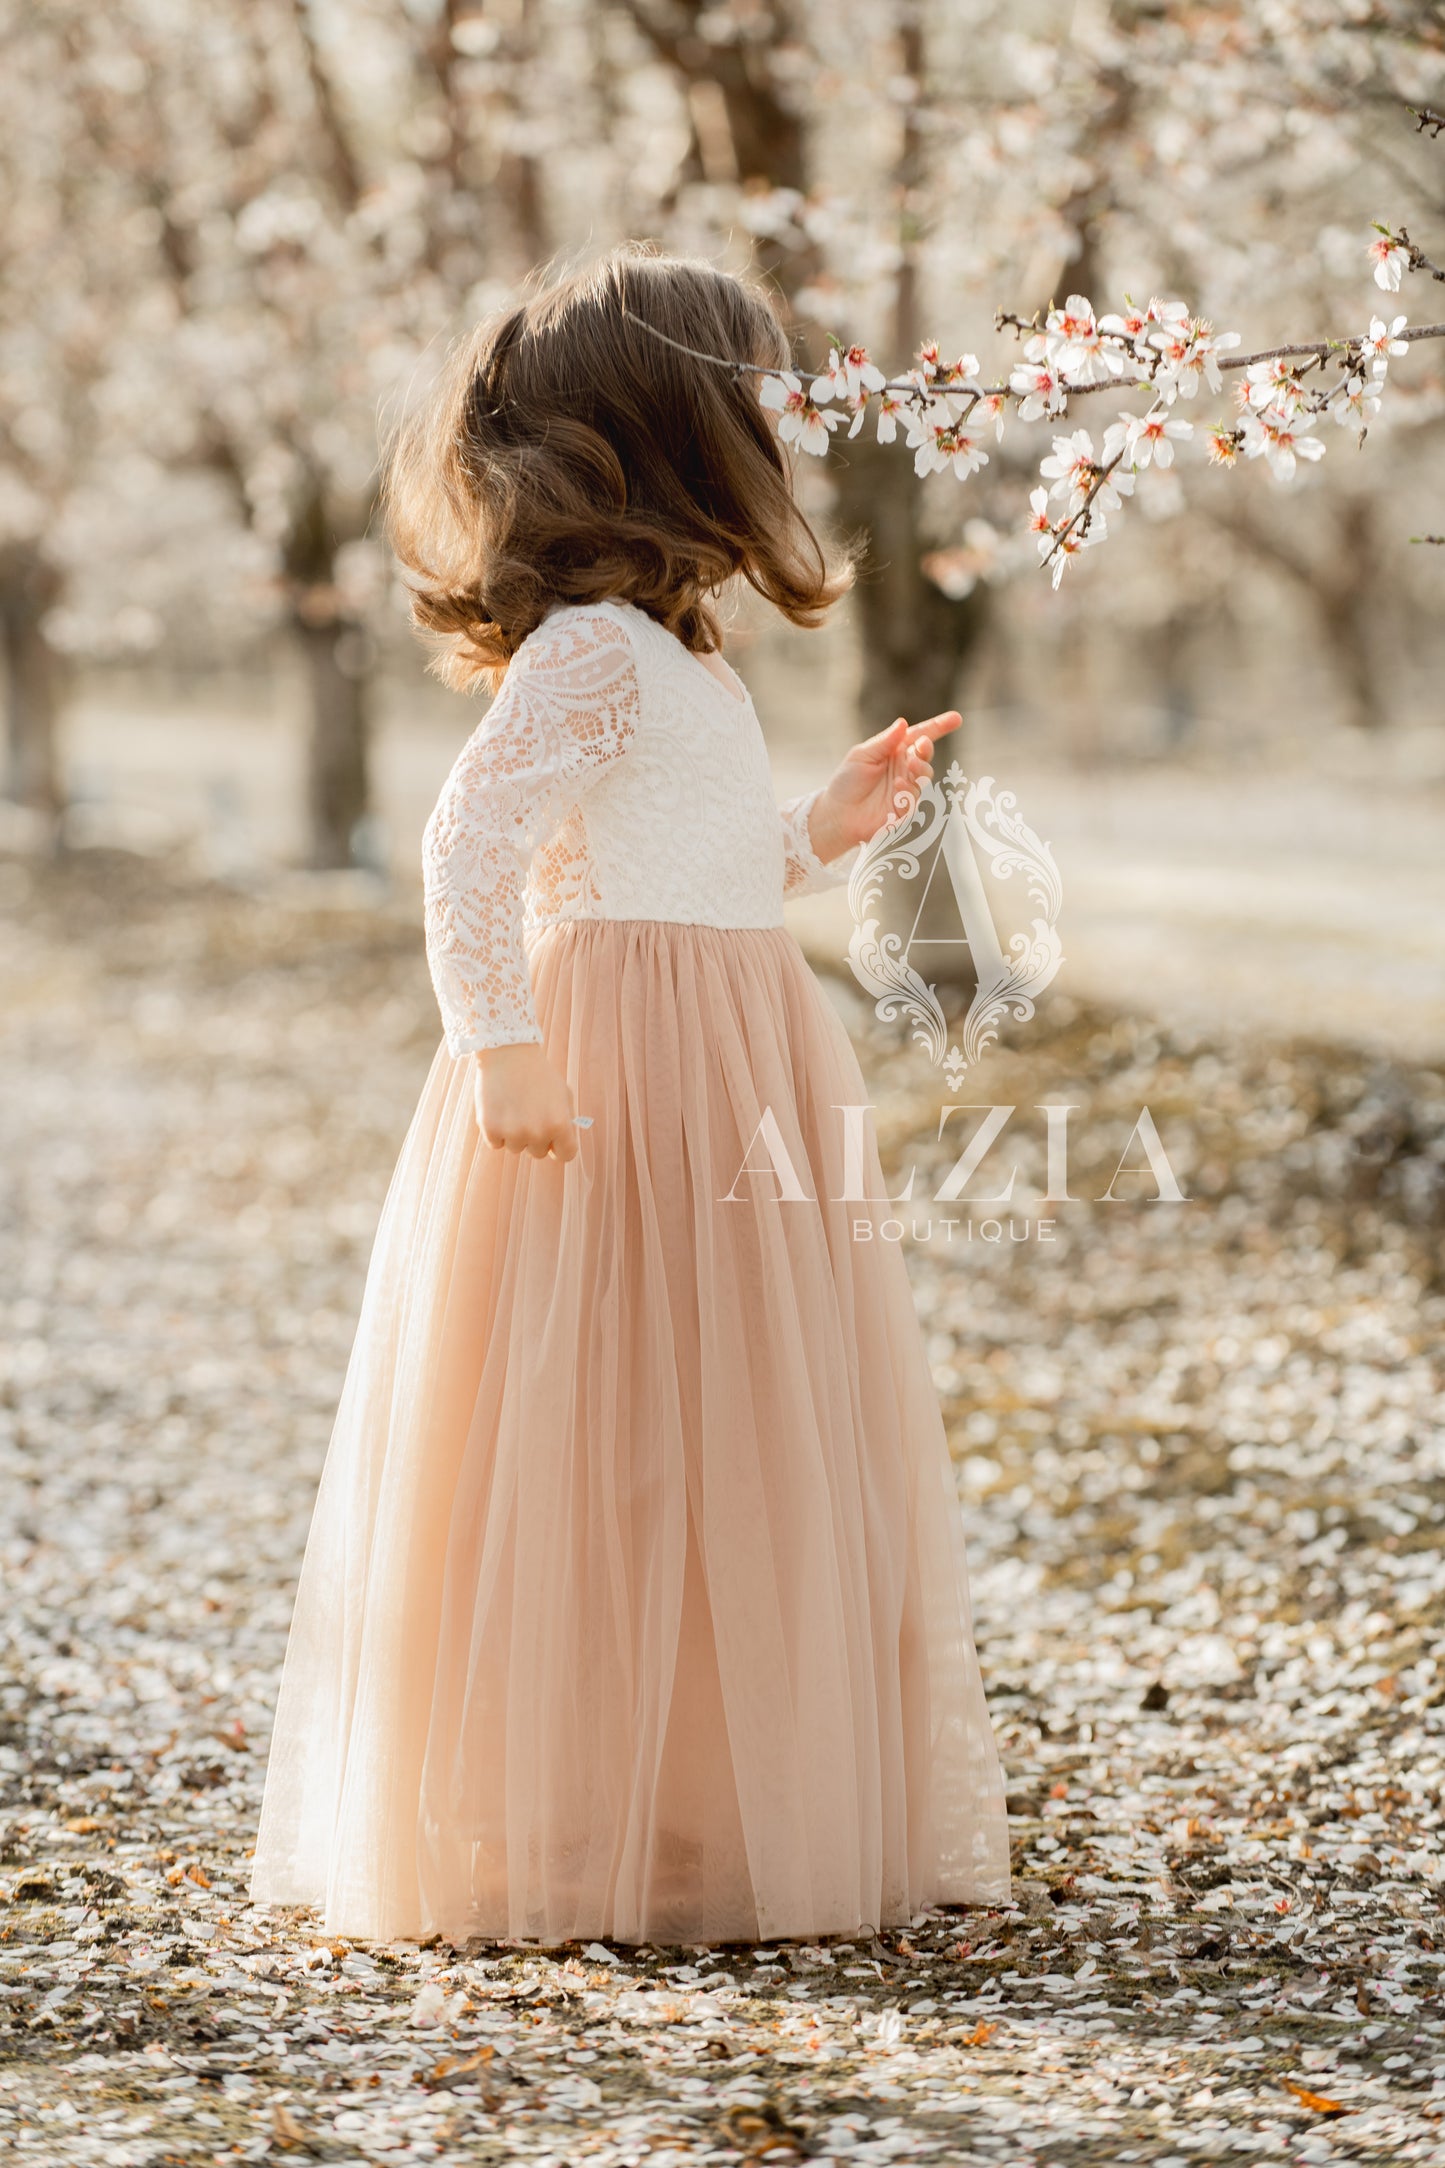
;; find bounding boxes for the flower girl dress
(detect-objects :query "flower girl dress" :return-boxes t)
[250,599,1009,1944]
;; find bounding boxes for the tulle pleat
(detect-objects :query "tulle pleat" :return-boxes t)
[250,921,1010,1943]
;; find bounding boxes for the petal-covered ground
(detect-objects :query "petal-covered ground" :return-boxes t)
[1,849,1442,2166]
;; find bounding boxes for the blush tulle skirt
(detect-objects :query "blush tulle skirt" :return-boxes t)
[249,919,1010,1944]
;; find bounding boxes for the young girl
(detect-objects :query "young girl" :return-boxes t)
[250,245,1009,1946]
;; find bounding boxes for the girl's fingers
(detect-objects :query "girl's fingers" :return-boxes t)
[854,717,910,762]
[862,714,958,766]
[905,710,961,747]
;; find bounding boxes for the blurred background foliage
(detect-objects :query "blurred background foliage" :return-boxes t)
[0,0,1442,893]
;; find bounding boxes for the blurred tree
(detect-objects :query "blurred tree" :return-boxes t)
[826,7,990,737]
[100,0,581,865]
[2,0,1441,873]
[883,0,1445,733]
[0,1,101,825]
[621,0,991,742]
[0,553,62,820]
[109,0,443,867]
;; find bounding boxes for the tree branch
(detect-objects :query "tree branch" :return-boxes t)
[284,0,365,212]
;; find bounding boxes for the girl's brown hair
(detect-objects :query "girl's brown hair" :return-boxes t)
[383,243,853,689]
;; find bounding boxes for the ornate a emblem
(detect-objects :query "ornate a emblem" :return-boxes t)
[845,763,1064,1076]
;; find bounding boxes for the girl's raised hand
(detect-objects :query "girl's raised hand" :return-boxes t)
[473,1043,581,1160]
[805,710,964,862]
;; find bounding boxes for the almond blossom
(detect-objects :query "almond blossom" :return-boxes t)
[1102,408,1194,470]
[1093,463,1136,514]
[1043,294,1125,384]
[823,341,886,404]
[1039,428,1099,508]
[1244,357,1306,412]
[907,410,989,480]
[1098,303,1152,343]
[1151,319,1242,401]
[1101,296,1188,347]
[749,233,1443,590]
[1363,314,1408,377]
[1369,235,1410,290]
[938,345,982,387]
[873,388,906,445]
[1009,345,1067,421]
[970,390,1009,441]
[1042,513,1105,589]
[1238,407,1327,480]
[1331,374,1383,428]
[758,371,844,456]
[911,341,981,407]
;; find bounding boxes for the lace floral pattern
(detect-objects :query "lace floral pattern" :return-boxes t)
[422,611,639,1053]
[780,787,860,898]
[422,599,857,1054]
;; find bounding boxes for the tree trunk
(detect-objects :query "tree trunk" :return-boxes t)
[1211,494,1385,731]
[831,436,988,728]
[1317,497,1383,732]
[296,616,369,870]
[0,553,63,817]
[283,480,372,870]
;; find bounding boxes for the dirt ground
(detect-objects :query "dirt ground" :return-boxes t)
[1,847,1442,2166]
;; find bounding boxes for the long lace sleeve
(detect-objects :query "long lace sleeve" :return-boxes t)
[422,611,639,1054]
[780,787,859,899]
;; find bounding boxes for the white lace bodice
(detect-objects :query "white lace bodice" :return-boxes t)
[422,600,859,1053]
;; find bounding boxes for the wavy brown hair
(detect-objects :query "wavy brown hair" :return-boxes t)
[382,244,853,690]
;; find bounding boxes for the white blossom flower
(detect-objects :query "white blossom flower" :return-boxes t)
[1332,374,1383,427]
[970,390,1009,441]
[1369,235,1409,291]
[1038,428,1098,507]
[875,389,906,444]
[1097,301,1171,379]
[903,394,955,460]
[1152,319,1242,400]
[1101,408,1194,470]
[1363,314,1408,378]
[1044,294,1124,385]
[1144,296,1191,332]
[1094,462,1136,514]
[1206,424,1242,467]
[913,341,981,393]
[1244,357,1305,412]
[824,341,887,403]
[1098,303,1151,343]
[1044,512,1106,589]
[758,370,844,456]
[1008,353,1067,422]
[1238,406,1327,480]
[907,410,989,480]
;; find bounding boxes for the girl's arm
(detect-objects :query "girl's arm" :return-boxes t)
[422,610,639,1143]
[780,711,962,898]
